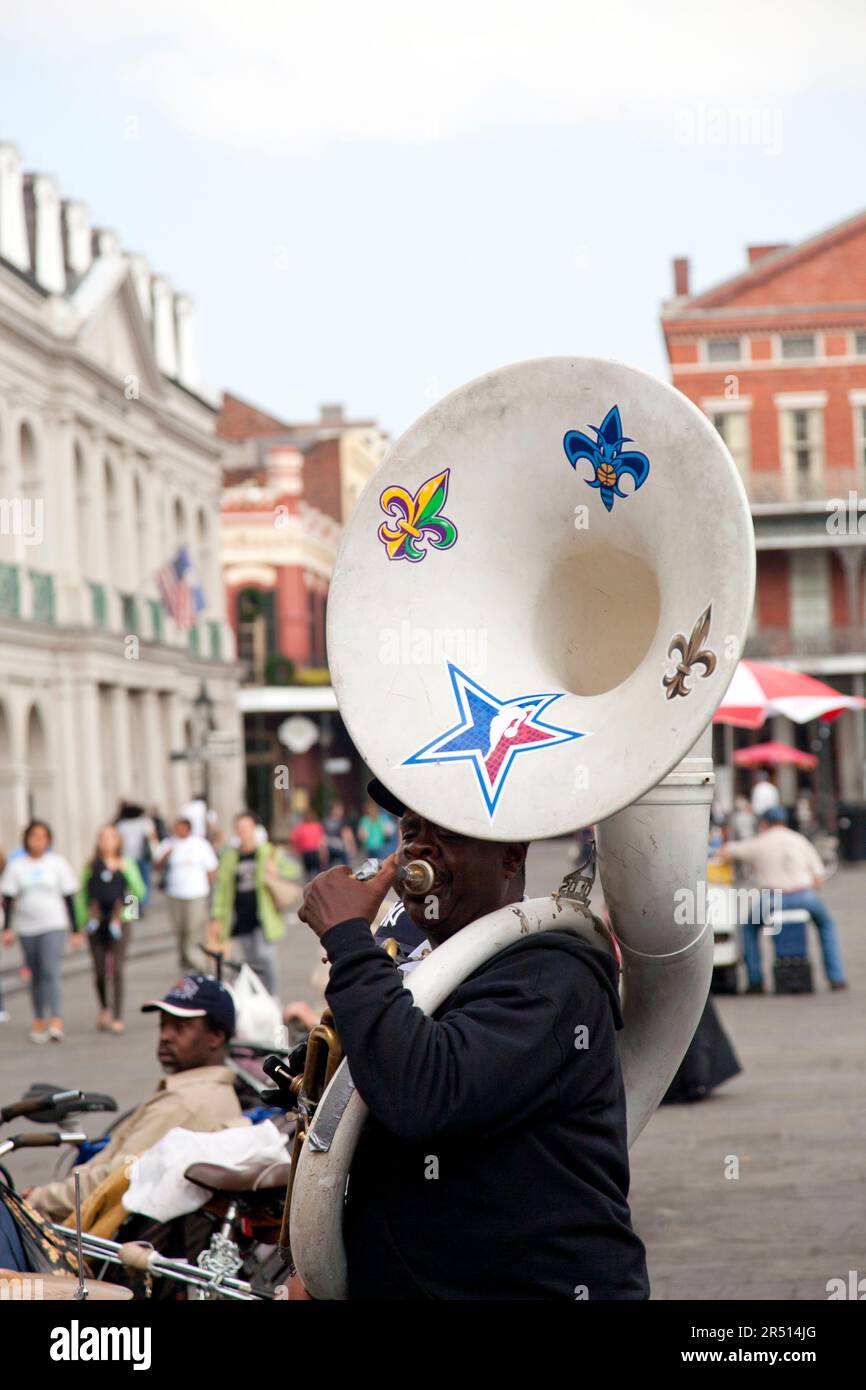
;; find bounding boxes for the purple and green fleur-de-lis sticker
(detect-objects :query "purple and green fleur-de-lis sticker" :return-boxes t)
[377,468,458,563]
[563,404,650,513]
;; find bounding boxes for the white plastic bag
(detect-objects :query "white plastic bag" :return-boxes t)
[228,963,285,1048]
[123,1119,288,1221]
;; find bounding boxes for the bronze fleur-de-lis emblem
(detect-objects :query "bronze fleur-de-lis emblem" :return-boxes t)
[663,604,717,699]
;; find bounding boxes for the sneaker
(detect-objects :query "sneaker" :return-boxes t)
[30,1021,49,1044]
[744,983,765,995]
[0,1010,10,1023]
[48,1018,64,1041]
[830,980,849,992]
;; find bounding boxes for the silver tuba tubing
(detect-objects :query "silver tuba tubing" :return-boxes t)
[597,729,715,1143]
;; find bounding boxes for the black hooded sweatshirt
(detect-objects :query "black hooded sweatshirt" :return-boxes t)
[321,917,649,1301]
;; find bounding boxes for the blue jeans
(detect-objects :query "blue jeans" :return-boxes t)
[19,929,66,1019]
[743,889,845,987]
[137,857,152,908]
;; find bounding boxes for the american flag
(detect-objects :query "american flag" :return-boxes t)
[155,548,205,630]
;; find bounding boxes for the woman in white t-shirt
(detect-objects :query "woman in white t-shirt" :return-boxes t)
[153,817,218,972]
[0,820,83,1042]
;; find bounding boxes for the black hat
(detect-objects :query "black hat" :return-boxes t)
[142,975,235,1038]
[367,777,406,817]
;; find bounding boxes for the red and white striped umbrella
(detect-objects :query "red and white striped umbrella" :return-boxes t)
[713,660,866,730]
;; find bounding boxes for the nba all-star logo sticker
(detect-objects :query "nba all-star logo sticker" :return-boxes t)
[403,662,584,816]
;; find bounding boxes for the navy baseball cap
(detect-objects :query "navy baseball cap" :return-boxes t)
[760,805,787,825]
[142,975,235,1038]
[367,777,406,817]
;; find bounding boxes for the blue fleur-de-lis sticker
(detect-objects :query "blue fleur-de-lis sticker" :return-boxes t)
[563,405,650,513]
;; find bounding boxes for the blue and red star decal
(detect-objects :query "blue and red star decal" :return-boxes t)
[403,663,584,817]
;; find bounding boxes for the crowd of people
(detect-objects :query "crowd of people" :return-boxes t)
[0,795,398,1044]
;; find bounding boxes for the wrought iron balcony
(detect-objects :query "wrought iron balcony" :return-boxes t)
[748,469,865,507]
[745,626,866,660]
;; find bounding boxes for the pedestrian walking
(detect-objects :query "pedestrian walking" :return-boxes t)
[77,824,146,1034]
[115,801,157,911]
[730,795,757,841]
[153,817,218,972]
[290,809,326,881]
[750,769,780,819]
[0,820,82,1042]
[0,844,7,1024]
[209,812,301,995]
[323,800,357,867]
[357,800,397,858]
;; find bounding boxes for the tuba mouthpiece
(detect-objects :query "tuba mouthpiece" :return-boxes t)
[397,859,435,896]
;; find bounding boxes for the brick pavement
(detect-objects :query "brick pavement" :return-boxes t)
[0,838,862,1299]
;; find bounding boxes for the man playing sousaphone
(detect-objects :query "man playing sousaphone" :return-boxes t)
[295,778,649,1301]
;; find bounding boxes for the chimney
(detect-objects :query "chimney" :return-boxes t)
[63,200,92,277]
[673,257,690,297]
[0,143,30,271]
[320,403,345,426]
[92,227,120,258]
[747,243,788,267]
[127,254,152,321]
[23,173,66,293]
[174,293,199,387]
[151,275,178,377]
[265,446,304,497]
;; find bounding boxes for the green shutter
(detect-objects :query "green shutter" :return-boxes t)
[30,571,55,624]
[0,564,20,618]
[89,582,107,628]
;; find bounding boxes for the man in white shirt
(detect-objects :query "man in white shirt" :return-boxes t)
[721,805,847,992]
[750,770,780,819]
[153,818,218,972]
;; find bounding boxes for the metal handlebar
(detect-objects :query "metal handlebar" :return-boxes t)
[0,1091,82,1124]
[0,1131,87,1158]
[50,1225,267,1300]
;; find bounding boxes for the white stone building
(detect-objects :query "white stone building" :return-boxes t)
[0,142,243,862]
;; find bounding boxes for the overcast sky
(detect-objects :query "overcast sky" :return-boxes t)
[1,0,864,436]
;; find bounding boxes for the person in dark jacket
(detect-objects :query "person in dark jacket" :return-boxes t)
[296,792,649,1302]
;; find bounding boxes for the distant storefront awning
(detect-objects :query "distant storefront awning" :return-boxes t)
[238,685,338,714]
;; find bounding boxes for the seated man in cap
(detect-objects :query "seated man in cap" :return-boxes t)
[26,975,243,1221]
[720,804,847,992]
[295,780,649,1301]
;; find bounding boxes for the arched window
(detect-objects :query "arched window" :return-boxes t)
[133,472,146,585]
[25,703,52,823]
[19,420,38,493]
[196,507,210,612]
[17,420,43,567]
[105,457,122,587]
[0,411,12,564]
[0,700,13,846]
[74,443,89,575]
[174,497,188,552]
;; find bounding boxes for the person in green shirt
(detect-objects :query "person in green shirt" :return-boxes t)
[356,802,397,858]
[209,812,301,996]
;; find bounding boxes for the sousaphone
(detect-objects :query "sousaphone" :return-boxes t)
[290,357,755,1298]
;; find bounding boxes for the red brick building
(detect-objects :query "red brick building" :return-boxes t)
[217,394,389,828]
[661,210,866,809]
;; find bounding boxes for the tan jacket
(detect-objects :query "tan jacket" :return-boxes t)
[724,825,825,892]
[29,1065,243,1222]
